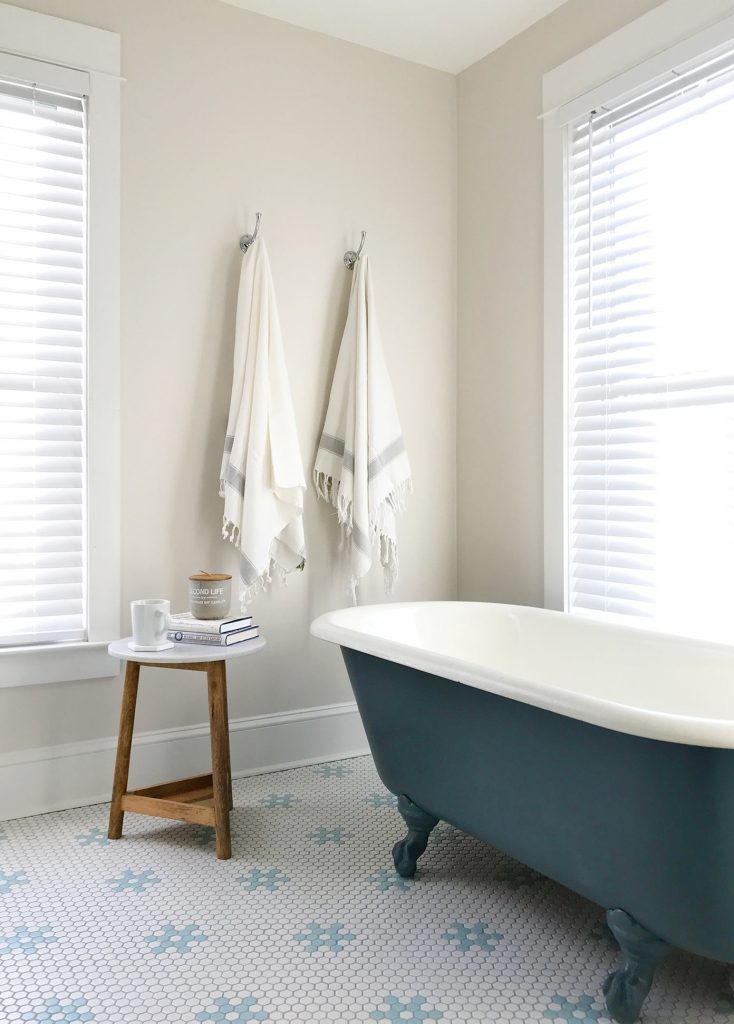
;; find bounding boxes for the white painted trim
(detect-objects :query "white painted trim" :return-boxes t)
[0,2,120,76]
[553,15,734,127]
[0,643,118,688]
[542,0,734,115]
[0,48,88,92]
[86,68,121,649]
[542,0,734,611]
[542,113,567,612]
[0,701,369,821]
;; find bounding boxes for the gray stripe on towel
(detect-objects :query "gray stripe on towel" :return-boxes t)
[225,462,246,497]
[240,552,259,585]
[351,523,371,557]
[320,436,404,482]
[368,436,406,479]
[318,433,346,458]
[223,434,234,454]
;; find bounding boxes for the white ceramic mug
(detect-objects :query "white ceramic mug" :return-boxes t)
[130,598,170,648]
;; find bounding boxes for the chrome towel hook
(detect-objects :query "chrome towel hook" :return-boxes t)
[240,212,261,254]
[344,230,366,269]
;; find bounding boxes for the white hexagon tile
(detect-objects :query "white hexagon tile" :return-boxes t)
[0,756,731,1023]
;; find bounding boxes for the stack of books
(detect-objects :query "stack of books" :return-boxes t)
[167,612,259,647]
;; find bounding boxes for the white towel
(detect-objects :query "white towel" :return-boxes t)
[314,255,411,599]
[220,238,306,606]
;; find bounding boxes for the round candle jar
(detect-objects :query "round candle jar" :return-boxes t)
[188,573,232,619]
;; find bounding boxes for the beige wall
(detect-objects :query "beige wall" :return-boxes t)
[456,0,664,608]
[1,0,681,763]
[0,0,457,753]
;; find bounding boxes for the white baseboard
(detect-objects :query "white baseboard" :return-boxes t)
[0,701,369,821]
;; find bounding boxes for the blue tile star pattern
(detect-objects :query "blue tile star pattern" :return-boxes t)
[307,825,351,845]
[544,993,607,1022]
[257,794,299,809]
[0,755,727,1022]
[294,921,356,953]
[0,924,57,956]
[194,996,268,1023]
[369,867,414,892]
[0,868,28,894]
[442,921,503,954]
[144,923,208,954]
[106,868,160,893]
[191,826,216,847]
[21,996,95,1022]
[76,828,110,847]
[366,792,398,808]
[371,995,443,1021]
[236,867,289,892]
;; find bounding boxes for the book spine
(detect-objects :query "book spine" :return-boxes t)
[167,630,226,645]
[225,632,259,645]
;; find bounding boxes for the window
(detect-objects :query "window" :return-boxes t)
[544,2,734,644]
[0,7,120,686]
[567,49,734,641]
[0,70,88,646]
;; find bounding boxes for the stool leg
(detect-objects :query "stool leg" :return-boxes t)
[220,665,234,810]
[108,661,140,840]
[207,662,232,859]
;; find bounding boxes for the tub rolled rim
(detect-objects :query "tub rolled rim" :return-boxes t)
[311,601,734,750]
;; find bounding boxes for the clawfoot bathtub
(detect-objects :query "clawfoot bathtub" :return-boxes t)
[311,602,734,1024]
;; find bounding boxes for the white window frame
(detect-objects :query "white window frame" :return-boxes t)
[0,3,120,686]
[542,0,734,613]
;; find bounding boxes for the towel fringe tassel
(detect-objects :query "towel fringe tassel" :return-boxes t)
[313,470,411,599]
[221,513,239,546]
[221,515,301,610]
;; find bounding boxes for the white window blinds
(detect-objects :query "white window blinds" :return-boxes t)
[0,75,87,646]
[567,47,734,643]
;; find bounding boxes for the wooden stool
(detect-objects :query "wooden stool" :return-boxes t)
[106,636,266,860]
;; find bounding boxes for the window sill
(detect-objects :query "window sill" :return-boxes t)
[0,641,120,688]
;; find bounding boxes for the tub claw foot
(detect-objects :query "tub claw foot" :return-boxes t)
[603,909,670,1024]
[392,794,439,877]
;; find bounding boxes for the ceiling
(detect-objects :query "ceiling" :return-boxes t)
[217,0,570,74]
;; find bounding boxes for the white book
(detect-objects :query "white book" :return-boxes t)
[167,625,259,647]
[167,611,252,635]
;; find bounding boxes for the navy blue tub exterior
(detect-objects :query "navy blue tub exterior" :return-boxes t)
[341,647,734,1022]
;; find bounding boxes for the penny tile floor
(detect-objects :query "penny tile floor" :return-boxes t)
[0,756,730,1022]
